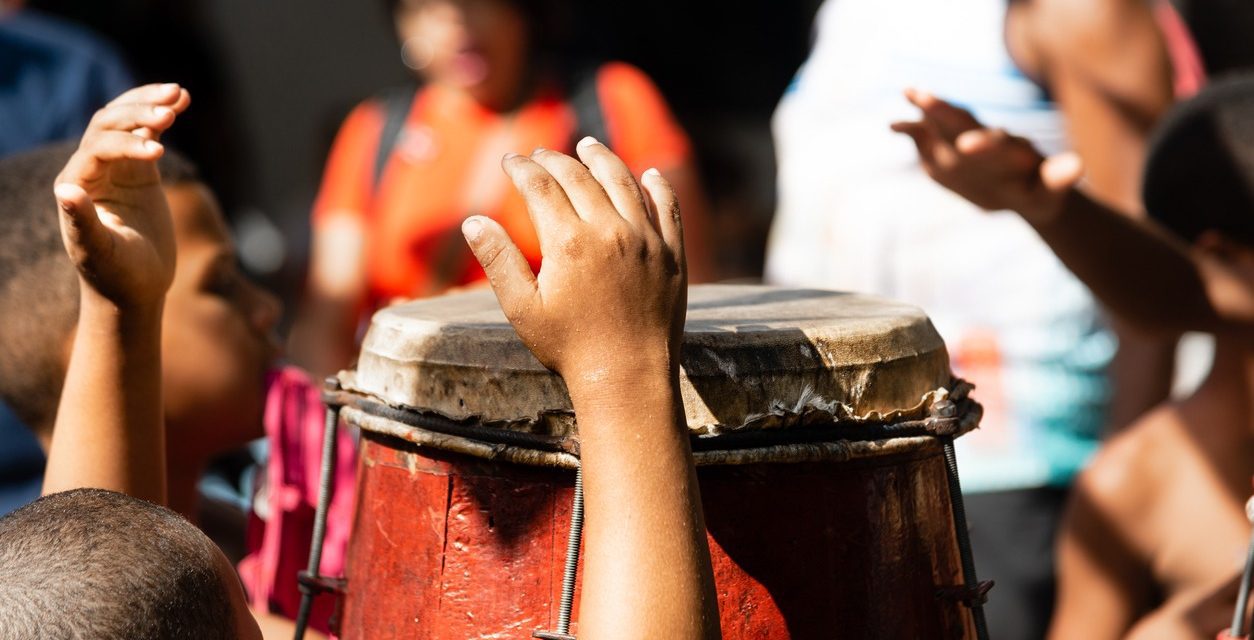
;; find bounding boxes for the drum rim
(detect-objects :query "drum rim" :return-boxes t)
[327,379,982,469]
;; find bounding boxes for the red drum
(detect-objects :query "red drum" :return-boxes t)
[331,285,983,638]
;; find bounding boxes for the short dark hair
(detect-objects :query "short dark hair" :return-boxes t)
[0,142,202,434]
[1143,72,1254,244]
[0,488,238,639]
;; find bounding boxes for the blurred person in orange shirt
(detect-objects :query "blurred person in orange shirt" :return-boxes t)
[294,0,712,375]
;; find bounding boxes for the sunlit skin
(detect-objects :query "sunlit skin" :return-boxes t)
[894,91,1254,639]
[1006,0,1178,427]
[159,183,282,517]
[462,138,721,639]
[44,85,317,640]
[41,183,282,521]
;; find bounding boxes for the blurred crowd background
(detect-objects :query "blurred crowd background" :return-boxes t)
[13,0,823,296]
[9,1,1254,638]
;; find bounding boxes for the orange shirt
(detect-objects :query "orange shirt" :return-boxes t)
[313,62,692,303]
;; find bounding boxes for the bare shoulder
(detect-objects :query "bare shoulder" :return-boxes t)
[1072,405,1185,538]
[1023,0,1162,74]
[1028,0,1148,44]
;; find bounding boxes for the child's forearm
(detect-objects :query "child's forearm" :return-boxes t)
[1023,189,1254,337]
[569,363,720,640]
[44,289,166,504]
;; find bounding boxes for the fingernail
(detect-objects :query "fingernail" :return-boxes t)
[577,136,599,149]
[161,83,179,92]
[154,106,173,118]
[53,184,72,205]
[503,152,520,161]
[144,140,163,153]
[532,147,547,156]
[462,217,484,241]
[643,167,660,179]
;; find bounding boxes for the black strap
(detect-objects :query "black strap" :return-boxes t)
[372,84,419,191]
[370,65,606,193]
[567,64,609,150]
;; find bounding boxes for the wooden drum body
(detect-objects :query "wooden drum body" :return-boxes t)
[334,286,982,639]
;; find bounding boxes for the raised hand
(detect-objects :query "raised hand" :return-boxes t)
[54,83,191,310]
[891,88,1084,224]
[462,139,719,639]
[461,136,687,383]
[44,84,190,506]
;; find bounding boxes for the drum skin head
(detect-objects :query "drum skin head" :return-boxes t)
[347,285,953,436]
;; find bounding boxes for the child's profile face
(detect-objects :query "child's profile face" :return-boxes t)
[161,183,281,461]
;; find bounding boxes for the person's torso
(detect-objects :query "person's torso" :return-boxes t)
[365,83,576,302]
[768,0,1113,491]
[1141,401,1253,604]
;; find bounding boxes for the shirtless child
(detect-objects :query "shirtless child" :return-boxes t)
[892,80,1254,638]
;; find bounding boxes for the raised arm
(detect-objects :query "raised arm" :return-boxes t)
[893,91,1254,340]
[462,138,720,639]
[43,84,190,505]
[1021,0,1174,214]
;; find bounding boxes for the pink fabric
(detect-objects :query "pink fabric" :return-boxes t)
[238,367,357,635]
[1155,0,1207,98]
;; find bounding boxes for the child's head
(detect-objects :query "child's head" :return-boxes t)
[0,143,281,459]
[390,0,532,106]
[1144,73,1254,262]
[0,488,261,639]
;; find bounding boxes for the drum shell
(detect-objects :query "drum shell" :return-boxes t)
[339,430,975,639]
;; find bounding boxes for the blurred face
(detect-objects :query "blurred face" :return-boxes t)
[161,184,281,462]
[396,0,531,108]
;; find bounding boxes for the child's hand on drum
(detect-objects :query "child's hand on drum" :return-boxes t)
[462,136,686,385]
[463,138,719,639]
[53,83,191,311]
[891,88,1084,225]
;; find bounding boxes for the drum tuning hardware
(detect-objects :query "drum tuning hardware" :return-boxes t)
[939,436,991,640]
[297,571,347,595]
[936,580,995,606]
[294,401,347,640]
[534,466,585,640]
[1223,493,1254,640]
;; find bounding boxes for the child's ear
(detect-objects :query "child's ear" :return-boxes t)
[1195,230,1254,268]
[1195,230,1233,259]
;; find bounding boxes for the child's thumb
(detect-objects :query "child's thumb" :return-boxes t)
[54,183,108,260]
[1040,152,1084,193]
[462,216,539,322]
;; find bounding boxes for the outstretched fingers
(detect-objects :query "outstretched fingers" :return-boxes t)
[892,118,960,175]
[89,103,178,137]
[462,215,540,320]
[904,88,982,141]
[641,168,685,271]
[890,120,939,165]
[501,153,582,255]
[1040,152,1085,193]
[106,83,190,113]
[528,146,618,226]
[58,131,164,187]
[574,136,651,230]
